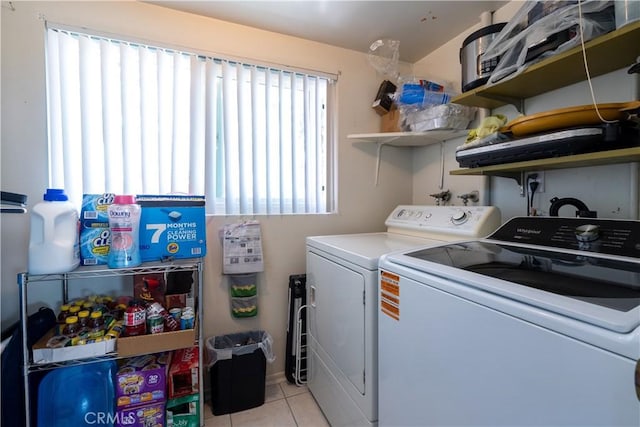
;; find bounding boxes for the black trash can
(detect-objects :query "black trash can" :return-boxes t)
[207,330,275,416]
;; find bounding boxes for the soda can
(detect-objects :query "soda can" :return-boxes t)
[180,313,194,330]
[147,314,164,334]
[169,308,182,321]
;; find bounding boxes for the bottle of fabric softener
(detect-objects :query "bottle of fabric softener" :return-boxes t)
[107,195,141,268]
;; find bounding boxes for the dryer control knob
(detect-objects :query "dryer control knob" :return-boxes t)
[451,210,468,225]
[575,224,600,242]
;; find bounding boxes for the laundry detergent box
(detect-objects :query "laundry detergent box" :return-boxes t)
[80,193,115,265]
[116,352,171,408]
[136,195,206,262]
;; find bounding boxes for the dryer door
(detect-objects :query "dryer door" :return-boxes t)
[307,251,365,393]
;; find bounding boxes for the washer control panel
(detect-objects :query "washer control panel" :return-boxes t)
[489,216,640,258]
[385,205,501,239]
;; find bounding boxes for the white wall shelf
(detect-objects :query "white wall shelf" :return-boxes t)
[348,130,468,147]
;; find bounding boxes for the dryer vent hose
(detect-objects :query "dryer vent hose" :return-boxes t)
[549,197,597,218]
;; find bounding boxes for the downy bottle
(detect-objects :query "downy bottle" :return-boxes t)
[107,195,141,268]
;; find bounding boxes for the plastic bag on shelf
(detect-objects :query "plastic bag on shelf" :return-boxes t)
[482,0,615,85]
[395,77,456,108]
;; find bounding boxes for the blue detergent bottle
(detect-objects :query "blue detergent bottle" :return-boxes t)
[37,360,117,427]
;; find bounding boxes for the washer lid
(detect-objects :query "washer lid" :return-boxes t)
[306,232,441,270]
[399,240,640,333]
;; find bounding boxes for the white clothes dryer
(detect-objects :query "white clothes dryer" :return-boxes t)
[305,205,501,426]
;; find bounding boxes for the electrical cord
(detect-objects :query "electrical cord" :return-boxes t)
[529,180,539,216]
[577,0,619,124]
[526,173,539,216]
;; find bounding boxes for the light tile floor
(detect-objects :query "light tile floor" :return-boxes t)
[204,380,330,427]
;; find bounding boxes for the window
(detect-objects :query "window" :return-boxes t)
[45,25,336,215]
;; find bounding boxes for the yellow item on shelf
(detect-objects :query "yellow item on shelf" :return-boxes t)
[466,114,508,143]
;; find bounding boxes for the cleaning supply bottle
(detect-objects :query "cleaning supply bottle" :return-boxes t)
[107,195,141,268]
[28,188,80,274]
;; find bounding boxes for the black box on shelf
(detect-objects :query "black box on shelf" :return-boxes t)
[372,80,397,115]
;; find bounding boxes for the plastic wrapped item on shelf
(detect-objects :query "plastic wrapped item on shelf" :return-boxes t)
[397,83,455,107]
[401,104,477,132]
[482,0,616,86]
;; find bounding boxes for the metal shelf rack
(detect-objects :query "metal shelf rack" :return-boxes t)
[18,258,204,426]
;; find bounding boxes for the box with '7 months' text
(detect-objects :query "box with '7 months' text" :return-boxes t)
[136,195,206,262]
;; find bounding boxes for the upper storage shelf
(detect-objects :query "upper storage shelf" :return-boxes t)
[348,129,468,146]
[450,146,640,178]
[452,21,640,110]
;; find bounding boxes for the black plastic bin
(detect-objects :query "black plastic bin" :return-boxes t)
[207,330,275,416]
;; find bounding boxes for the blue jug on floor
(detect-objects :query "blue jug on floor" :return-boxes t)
[38,360,116,427]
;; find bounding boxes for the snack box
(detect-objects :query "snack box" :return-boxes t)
[168,346,199,399]
[115,401,165,427]
[166,393,200,427]
[116,353,170,408]
[136,195,206,262]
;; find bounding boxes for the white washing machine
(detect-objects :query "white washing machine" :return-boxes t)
[379,216,640,426]
[305,205,501,427]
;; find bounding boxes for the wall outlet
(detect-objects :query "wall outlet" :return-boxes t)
[526,171,544,194]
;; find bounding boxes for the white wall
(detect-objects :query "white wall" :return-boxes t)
[412,1,640,222]
[0,1,414,377]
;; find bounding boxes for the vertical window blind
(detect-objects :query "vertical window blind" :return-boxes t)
[45,25,336,215]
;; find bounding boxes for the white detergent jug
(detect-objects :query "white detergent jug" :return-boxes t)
[28,188,80,274]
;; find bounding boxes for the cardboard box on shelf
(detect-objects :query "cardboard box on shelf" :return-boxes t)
[136,195,206,262]
[33,315,197,363]
[80,193,115,266]
[380,109,402,133]
[166,393,200,427]
[117,320,197,358]
[168,346,199,399]
[32,328,116,364]
[115,401,165,427]
[116,353,170,408]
